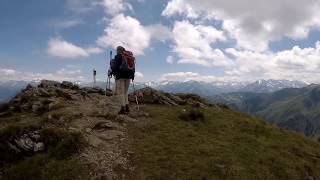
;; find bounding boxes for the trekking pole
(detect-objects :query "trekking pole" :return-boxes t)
[105,50,113,96]
[108,76,111,91]
[105,77,109,96]
[132,80,139,111]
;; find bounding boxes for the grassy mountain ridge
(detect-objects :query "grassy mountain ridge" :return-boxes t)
[210,84,320,138]
[129,105,320,179]
[0,80,320,179]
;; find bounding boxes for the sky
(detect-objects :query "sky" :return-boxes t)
[1,0,320,83]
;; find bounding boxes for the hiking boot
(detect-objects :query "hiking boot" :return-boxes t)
[118,106,126,115]
[125,104,130,113]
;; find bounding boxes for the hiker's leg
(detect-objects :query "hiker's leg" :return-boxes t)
[119,79,127,107]
[124,79,130,105]
[116,79,126,114]
[115,79,121,95]
[115,79,125,106]
[124,79,130,113]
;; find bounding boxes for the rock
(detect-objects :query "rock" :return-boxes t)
[34,142,45,152]
[80,90,89,97]
[86,135,104,148]
[55,89,72,100]
[116,115,137,122]
[7,142,21,153]
[25,84,33,90]
[9,130,45,153]
[96,130,124,140]
[85,128,92,133]
[129,87,179,106]
[92,121,119,132]
[61,81,74,88]
[21,103,31,111]
[32,101,43,113]
[68,127,81,133]
[82,87,105,95]
[38,88,51,97]
[48,100,63,111]
[39,80,61,88]
[14,136,35,152]
[30,131,41,141]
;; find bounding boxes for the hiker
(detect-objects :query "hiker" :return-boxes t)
[108,46,135,114]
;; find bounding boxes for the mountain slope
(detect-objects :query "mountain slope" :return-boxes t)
[0,80,320,179]
[129,105,320,179]
[210,85,320,138]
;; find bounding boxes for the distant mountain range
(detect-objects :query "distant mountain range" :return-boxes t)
[239,79,307,93]
[210,84,320,139]
[154,79,308,96]
[0,79,308,103]
[0,81,38,103]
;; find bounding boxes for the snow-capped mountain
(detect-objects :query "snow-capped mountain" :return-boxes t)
[152,80,248,97]
[0,79,309,103]
[240,79,308,93]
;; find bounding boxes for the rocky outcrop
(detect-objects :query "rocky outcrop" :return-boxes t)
[0,80,133,179]
[8,130,45,153]
[129,87,211,108]
[0,80,110,115]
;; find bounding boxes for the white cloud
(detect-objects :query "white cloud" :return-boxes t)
[163,0,320,52]
[49,19,84,29]
[66,0,95,13]
[97,14,151,55]
[225,41,320,82]
[162,0,199,19]
[100,0,132,15]
[134,71,144,81]
[0,66,85,82]
[166,56,174,64]
[66,0,131,15]
[172,20,231,67]
[160,72,238,82]
[160,41,320,83]
[48,37,103,58]
[0,69,16,76]
[146,24,172,42]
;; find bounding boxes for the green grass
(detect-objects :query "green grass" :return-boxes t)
[128,105,320,180]
[0,125,88,180]
[3,154,88,180]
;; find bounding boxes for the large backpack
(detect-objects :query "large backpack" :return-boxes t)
[120,50,135,75]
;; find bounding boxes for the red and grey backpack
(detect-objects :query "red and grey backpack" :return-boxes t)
[120,50,135,75]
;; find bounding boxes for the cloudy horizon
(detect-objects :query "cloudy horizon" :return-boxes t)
[1,0,320,83]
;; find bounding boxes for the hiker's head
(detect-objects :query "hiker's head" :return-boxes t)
[116,46,125,55]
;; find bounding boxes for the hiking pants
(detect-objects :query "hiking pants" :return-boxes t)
[115,79,130,106]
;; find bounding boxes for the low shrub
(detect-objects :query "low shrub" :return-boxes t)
[40,128,83,160]
[178,109,205,122]
[0,103,9,113]
[175,93,207,104]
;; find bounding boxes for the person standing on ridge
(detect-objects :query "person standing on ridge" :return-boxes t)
[108,46,135,114]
